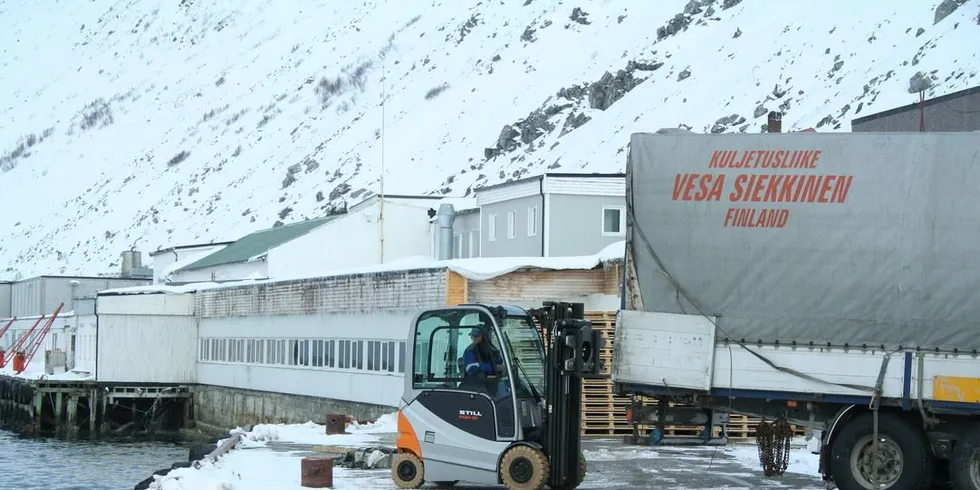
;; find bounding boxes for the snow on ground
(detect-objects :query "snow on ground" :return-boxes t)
[0,362,94,382]
[1,0,976,277]
[149,412,826,490]
[234,413,398,449]
[150,414,398,490]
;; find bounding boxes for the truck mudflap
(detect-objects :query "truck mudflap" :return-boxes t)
[818,404,859,479]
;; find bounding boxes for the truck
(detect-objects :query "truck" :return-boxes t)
[612,130,980,490]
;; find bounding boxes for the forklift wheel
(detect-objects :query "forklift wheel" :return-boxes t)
[500,445,550,490]
[549,453,587,490]
[392,452,425,489]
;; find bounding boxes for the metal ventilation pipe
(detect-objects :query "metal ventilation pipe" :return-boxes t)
[436,203,456,260]
[768,111,783,133]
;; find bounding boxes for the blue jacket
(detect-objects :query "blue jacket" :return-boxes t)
[463,343,502,377]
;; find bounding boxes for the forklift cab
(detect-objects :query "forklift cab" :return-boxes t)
[396,305,548,485]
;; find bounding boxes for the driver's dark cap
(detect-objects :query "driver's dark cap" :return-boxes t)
[470,327,484,337]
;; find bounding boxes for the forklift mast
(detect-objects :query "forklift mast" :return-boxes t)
[527,301,606,489]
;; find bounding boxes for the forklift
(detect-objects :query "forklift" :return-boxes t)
[391,302,604,490]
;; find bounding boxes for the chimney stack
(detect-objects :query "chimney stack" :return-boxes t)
[767,111,783,133]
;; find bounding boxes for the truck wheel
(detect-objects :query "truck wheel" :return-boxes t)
[830,412,934,490]
[950,424,980,490]
[500,445,550,490]
[549,452,587,490]
[391,452,424,489]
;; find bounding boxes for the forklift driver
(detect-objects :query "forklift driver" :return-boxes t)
[461,327,506,396]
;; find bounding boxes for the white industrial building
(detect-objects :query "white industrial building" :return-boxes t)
[90,243,622,412]
[149,241,234,284]
[164,195,460,284]
[0,268,153,378]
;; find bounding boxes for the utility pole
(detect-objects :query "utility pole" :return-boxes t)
[378,54,387,264]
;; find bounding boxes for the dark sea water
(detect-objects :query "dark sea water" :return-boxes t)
[0,430,188,490]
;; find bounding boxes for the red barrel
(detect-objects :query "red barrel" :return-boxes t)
[301,456,333,488]
[12,352,25,373]
[324,413,347,435]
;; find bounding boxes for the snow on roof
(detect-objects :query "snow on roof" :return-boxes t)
[438,197,478,212]
[100,241,625,296]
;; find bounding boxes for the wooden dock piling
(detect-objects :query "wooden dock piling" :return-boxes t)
[0,376,193,439]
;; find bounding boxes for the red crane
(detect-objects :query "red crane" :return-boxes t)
[16,303,64,374]
[2,315,45,368]
[0,317,17,368]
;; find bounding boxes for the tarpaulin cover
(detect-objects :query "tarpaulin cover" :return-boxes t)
[626,131,980,352]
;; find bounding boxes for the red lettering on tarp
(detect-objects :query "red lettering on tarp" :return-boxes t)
[727,174,854,203]
[685,149,855,229]
[671,173,726,201]
[723,208,790,228]
[708,150,822,169]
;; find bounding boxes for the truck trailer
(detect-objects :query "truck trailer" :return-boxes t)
[612,130,980,490]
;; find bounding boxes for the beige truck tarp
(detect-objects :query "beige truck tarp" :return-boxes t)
[625,131,980,352]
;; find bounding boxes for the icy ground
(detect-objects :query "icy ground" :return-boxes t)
[1,0,977,278]
[149,414,826,490]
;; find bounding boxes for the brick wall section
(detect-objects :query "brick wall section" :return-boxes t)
[195,268,448,318]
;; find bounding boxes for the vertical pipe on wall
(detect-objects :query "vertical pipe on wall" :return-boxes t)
[436,204,457,260]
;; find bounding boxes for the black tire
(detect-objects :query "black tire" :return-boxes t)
[500,445,550,490]
[950,424,980,490]
[188,442,217,462]
[391,452,424,489]
[830,412,934,490]
[133,475,155,490]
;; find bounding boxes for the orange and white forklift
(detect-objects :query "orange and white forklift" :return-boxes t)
[390,301,604,490]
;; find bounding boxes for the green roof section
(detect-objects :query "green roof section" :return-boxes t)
[179,215,341,272]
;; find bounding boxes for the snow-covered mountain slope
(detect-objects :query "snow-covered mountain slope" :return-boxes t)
[1,0,977,278]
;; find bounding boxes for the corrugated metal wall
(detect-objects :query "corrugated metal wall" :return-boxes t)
[0,283,10,318]
[96,293,197,383]
[468,266,621,309]
[10,278,43,317]
[10,277,151,317]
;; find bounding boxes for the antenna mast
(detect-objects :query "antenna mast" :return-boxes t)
[379,54,386,263]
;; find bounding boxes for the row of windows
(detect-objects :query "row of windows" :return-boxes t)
[485,205,626,242]
[487,206,538,242]
[199,338,407,373]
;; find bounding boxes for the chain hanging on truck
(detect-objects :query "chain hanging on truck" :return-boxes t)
[755,418,793,477]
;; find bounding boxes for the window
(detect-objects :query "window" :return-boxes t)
[384,341,396,372]
[312,340,324,367]
[411,308,498,390]
[398,341,407,373]
[324,340,335,367]
[454,233,463,259]
[368,340,382,371]
[488,213,497,241]
[527,206,538,236]
[468,231,479,258]
[339,340,364,369]
[507,210,516,239]
[602,205,626,236]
